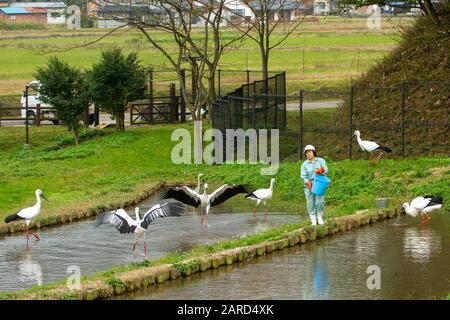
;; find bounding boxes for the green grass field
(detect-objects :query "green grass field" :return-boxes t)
[0,120,448,230]
[0,17,412,95]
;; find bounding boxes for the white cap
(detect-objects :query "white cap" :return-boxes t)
[304,145,316,152]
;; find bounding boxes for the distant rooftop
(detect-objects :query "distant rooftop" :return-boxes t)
[0,7,29,15]
[10,2,67,9]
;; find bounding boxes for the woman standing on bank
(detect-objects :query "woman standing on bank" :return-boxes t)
[300,145,329,226]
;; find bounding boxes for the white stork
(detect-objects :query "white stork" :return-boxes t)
[402,195,443,225]
[4,189,49,243]
[192,173,204,213]
[245,178,275,220]
[158,183,248,227]
[353,130,392,162]
[94,201,185,256]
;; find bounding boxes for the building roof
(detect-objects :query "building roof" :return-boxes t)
[10,2,67,9]
[0,8,29,15]
[249,0,306,11]
[98,4,163,15]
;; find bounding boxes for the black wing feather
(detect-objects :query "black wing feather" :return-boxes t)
[158,187,200,207]
[4,210,24,223]
[210,184,248,207]
[94,211,137,234]
[424,196,443,207]
[140,201,185,229]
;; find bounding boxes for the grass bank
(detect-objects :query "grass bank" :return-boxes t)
[0,122,448,235]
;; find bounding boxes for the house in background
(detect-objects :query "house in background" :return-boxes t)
[10,2,67,24]
[0,7,47,24]
[313,0,338,15]
[225,0,255,24]
[226,0,310,24]
[0,0,9,8]
[96,4,162,29]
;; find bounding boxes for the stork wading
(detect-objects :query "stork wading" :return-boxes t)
[4,189,49,243]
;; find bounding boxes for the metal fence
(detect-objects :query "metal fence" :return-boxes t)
[287,80,450,160]
[211,72,287,133]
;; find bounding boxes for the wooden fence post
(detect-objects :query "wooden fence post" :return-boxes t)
[169,83,177,123]
[299,89,304,160]
[84,105,89,128]
[36,104,41,126]
[348,85,354,159]
[401,81,406,159]
[180,69,186,123]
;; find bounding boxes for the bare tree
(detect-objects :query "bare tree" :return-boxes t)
[92,0,250,120]
[228,0,305,80]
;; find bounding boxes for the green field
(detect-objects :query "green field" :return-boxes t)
[0,119,448,230]
[0,17,412,95]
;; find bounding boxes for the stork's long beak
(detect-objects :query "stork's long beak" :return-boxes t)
[41,194,49,202]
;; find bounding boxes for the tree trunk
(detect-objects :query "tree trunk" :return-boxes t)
[73,128,79,146]
[262,53,269,82]
[115,111,125,131]
[418,0,440,24]
[423,0,440,24]
[208,66,217,104]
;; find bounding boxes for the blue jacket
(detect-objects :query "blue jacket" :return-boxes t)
[300,157,329,187]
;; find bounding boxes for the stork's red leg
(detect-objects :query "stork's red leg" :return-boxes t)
[31,233,40,241]
[253,207,256,218]
[23,224,31,244]
[132,236,138,252]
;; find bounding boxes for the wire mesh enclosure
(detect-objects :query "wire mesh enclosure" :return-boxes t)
[211,72,287,133]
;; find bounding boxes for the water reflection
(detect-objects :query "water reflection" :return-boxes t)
[308,247,330,299]
[19,253,43,287]
[0,211,301,292]
[403,227,441,263]
[5,249,43,288]
[115,214,450,300]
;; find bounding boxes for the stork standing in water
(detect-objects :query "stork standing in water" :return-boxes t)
[245,178,275,220]
[353,130,392,164]
[94,201,185,257]
[158,183,248,227]
[402,196,443,225]
[4,189,49,243]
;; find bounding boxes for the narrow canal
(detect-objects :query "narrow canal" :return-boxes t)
[112,213,450,300]
[0,203,302,292]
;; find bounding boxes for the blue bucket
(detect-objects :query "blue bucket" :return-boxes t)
[311,175,331,196]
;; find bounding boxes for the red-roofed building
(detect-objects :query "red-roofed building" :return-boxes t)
[0,7,47,24]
